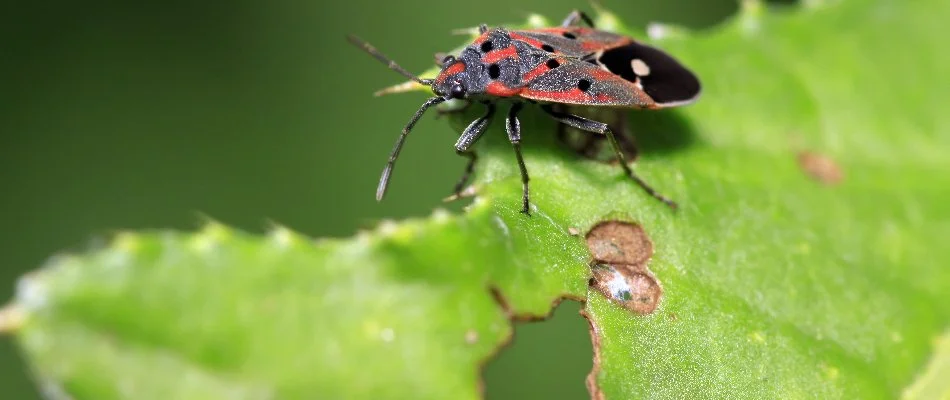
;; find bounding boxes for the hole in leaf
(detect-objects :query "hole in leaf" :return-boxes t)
[482,301,592,399]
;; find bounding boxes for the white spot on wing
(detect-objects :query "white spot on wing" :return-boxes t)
[631,59,651,76]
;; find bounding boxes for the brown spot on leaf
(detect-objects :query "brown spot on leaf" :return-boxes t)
[585,220,663,315]
[590,264,662,315]
[585,221,653,266]
[582,220,665,398]
[798,151,844,185]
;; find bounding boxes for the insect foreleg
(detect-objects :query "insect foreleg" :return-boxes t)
[452,103,497,195]
[377,97,446,201]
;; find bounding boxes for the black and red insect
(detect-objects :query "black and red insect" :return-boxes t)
[348,10,701,215]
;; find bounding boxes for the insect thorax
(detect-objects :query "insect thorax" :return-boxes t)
[433,28,549,100]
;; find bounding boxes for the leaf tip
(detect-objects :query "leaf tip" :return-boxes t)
[376,219,402,237]
[589,2,627,33]
[802,0,836,10]
[374,80,426,97]
[190,220,234,253]
[902,331,950,400]
[738,0,765,33]
[268,225,304,249]
[430,207,453,224]
[0,303,25,334]
[111,231,143,254]
[525,13,551,29]
[645,22,689,41]
[13,268,54,315]
[739,0,765,15]
[0,266,54,334]
[442,185,478,202]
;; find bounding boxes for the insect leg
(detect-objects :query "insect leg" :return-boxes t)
[376,96,446,201]
[452,102,497,195]
[505,102,531,215]
[561,10,596,28]
[540,105,678,209]
[554,105,600,159]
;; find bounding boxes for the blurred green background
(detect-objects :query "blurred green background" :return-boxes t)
[0,0,762,397]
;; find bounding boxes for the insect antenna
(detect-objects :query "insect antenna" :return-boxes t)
[346,35,433,86]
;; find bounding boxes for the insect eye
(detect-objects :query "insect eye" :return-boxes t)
[450,82,466,99]
[442,55,456,64]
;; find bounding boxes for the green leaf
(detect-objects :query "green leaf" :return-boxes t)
[3,0,949,398]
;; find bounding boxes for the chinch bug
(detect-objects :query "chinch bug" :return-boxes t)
[348,10,701,215]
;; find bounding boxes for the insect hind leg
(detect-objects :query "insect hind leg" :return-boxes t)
[540,105,678,209]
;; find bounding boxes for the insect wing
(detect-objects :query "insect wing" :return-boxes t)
[509,27,630,56]
[588,42,701,107]
[519,60,655,107]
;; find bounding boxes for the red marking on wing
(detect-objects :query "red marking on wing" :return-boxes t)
[594,93,613,102]
[529,27,596,36]
[586,38,632,50]
[486,81,522,97]
[482,46,519,64]
[435,62,466,84]
[522,88,596,103]
[520,63,550,83]
[522,83,652,106]
[581,41,604,51]
[517,27,633,52]
[586,67,618,81]
[472,32,490,44]
[508,32,545,49]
